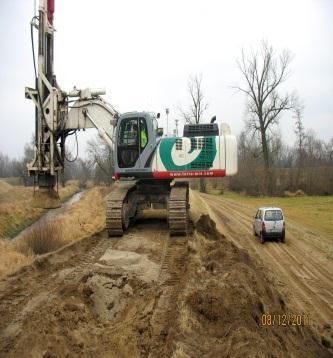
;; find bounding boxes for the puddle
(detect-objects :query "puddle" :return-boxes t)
[13,190,86,241]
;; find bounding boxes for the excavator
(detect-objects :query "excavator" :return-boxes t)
[25,0,238,236]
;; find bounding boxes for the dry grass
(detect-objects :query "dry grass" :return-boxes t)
[56,186,107,244]
[85,180,96,189]
[58,183,80,202]
[65,179,80,187]
[16,221,65,255]
[0,181,12,196]
[0,183,80,239]
[0,240,33,279]
[0,186,109,279]
[178,301,200,335]
[171,343,191,358]
[283,189,306,197]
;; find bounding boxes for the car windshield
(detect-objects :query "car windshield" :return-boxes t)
[264,210,283,221]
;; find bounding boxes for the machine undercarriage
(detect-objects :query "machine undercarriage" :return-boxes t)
[106,180,189,236]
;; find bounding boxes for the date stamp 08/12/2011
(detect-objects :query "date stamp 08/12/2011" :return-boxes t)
[261,313,311,326]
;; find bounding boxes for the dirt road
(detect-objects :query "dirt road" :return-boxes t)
[199,193,333,345]
[0,205,331,357]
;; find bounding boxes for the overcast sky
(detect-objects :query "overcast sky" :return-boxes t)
[0,0,332,159]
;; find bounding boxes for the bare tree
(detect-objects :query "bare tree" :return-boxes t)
[235,41,296,192]
[86,136,114,184]
[180,74,208,124]
[0,152,12,177]
[180,74,209,192]
[12,143,35,185]
[293,101,306,186]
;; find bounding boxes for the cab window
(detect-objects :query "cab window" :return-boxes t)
[264,210,283,221]
[119,118,138,146]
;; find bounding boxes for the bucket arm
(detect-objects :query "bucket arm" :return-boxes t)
[65,92,119,150]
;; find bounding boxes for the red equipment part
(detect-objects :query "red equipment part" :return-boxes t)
[47,0,55,25]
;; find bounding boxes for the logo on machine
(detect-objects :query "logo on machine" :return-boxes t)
[159,137,217,171]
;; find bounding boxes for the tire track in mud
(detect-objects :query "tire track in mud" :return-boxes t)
[62,236,118,284]
[202,194,333,329]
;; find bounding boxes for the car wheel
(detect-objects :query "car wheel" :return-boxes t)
[280,233,285,243]
[260,232,265,244]
[253,226,257,236]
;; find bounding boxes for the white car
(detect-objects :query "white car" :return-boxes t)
[253,207,285,244]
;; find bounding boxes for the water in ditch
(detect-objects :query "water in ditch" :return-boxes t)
[13,190,86,241]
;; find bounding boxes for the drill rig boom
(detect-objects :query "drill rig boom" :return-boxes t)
[25,0,119,207]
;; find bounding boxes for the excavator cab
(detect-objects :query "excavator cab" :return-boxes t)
[115,112,159,178]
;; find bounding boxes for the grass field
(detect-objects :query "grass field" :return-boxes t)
[213,191,333,240]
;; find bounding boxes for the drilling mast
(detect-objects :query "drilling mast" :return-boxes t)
[25,0,118,208]
[25,0,64,206]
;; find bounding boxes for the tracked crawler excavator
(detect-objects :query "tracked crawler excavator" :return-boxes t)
[26,0,238,236]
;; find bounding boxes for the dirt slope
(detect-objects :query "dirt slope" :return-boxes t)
[0,207,331,357]
[197,192,333,350]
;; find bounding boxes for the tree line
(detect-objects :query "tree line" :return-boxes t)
[0,136,114,186]
[230,128,333,196]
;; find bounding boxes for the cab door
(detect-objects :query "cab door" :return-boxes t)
[117,117,139,168]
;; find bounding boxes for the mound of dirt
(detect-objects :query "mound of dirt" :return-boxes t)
[196,214,225,240]
[83,273,132,322]
[171,215,331,357]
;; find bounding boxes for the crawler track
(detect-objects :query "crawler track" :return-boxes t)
[107,180,189,236]
[106,181,137,236]
[168,182,189,236]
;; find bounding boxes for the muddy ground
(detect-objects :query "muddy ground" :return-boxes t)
[0,198,332,357]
